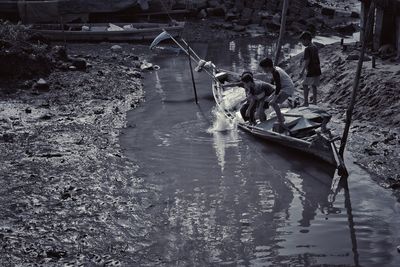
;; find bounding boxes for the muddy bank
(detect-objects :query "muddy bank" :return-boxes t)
[0,43,159,266]
[282,42,400,194]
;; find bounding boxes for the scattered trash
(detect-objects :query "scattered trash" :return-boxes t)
[140,61,159,71]
[194,59,215,72]
[107,23,124,32]
[81,25,90,31]
[123,24,137,31]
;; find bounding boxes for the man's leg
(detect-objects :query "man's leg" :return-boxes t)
[312,85,317,105]
[240,102,250,121]
[271,102,285,123]
[303,85,309,106]
[257,101,267,121]
[249,102,257,124]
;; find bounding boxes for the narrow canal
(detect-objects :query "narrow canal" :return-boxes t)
[120,38,400,266]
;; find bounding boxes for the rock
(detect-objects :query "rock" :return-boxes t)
[225,12,238,21]
[364,147,380,156]
[334,24,357,35]
[129,70,142,78]
[40,113,54,120]
[208,0,220,8]
[207,7,225,17]
[35,78,49,91]
[272,13,281,26]
[222,23,234,30]
[252,0,264,9]
[68,66,77,71]
[129,55,139,61]
[237,19,251,26]
[198,9,207,19]
[251,13,262,25]
[397,245,400,253]
[233,25,246,32]
[140,61,159,71]
[346,54,371,61]
[25,107,32,114]
[111,45,122,52]
[70,57,87,70]
[321,7,335,17]
[289,21,306,33]
[350,12,360,18]
[52,45,68,61]
[2,133,15,143]
[234,0,245,10]
[241,7,253,21]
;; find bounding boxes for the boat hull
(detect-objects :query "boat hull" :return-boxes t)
[29,22,185,42]
[212,76,338,167]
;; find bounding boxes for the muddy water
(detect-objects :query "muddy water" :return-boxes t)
[120,39,400,266]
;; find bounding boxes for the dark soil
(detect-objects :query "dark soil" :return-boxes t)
[0,42,159,266]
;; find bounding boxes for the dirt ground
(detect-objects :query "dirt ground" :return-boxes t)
[0,43,160,266]
[282,42,400,195]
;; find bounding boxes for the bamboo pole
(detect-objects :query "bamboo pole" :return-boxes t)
[339,0,376,157]
[274,0,290,65]
[187,42,198,104]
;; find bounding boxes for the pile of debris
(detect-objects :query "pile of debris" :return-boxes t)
[192,0,360,36]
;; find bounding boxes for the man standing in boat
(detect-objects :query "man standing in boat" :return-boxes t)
[239,72,274,124]
[259,58,295,129]
[299,31,322,106]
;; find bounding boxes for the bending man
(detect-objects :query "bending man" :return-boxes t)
[239,72,274,124]
[259,58,295,128]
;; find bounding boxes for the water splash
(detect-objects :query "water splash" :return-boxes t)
[207,107,237,133]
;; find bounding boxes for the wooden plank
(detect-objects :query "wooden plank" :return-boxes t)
[374,6,384,51]
[397,16,400,58]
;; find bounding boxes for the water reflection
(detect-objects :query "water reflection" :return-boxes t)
[120,38,400,266]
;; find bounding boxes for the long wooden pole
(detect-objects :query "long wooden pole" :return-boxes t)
[342,178,360,267]
[187,42,198,104]
[339,0,376,157]
[274,0,290,65]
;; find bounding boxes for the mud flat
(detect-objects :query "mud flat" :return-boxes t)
[0,43,158,266]
[283,42,400,195]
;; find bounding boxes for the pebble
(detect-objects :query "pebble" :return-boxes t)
[35,78,49,91]
[111,45,122,52]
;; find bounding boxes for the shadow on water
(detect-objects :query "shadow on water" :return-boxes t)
[120,38,400,266]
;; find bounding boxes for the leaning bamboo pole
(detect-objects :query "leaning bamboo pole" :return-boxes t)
[274,0,290,65]
[339,0,376,157]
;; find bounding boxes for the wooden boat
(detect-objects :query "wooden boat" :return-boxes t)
[212,70,342,167]
[28,21,185,42]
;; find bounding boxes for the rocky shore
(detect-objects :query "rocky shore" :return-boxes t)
[183,0,360,41]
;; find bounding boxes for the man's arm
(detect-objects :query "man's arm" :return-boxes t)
[272,69,282,95]
[246,97,256,117]
[300,47,310,77]
[222,81,244,88]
